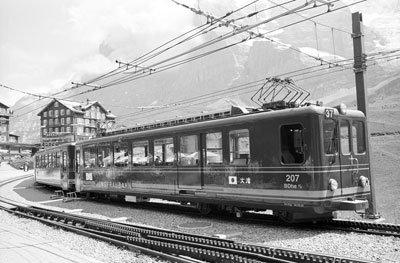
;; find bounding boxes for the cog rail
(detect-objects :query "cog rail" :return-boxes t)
[0,200,375,263]
[325,219,400,237]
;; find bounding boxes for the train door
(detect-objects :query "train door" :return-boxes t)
[177,134,202,190]
[338,118,368,192]
[74,148,81,192]
[61,150,69,190]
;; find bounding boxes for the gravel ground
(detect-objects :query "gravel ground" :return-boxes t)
[31,199,400,263]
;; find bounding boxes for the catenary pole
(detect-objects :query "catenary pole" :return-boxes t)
[352,12,379,218]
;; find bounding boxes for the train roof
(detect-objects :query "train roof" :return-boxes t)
[35,142,76,154]
[76,103,365,145]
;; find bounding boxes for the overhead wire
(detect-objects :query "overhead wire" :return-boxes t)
[11,0,371,121]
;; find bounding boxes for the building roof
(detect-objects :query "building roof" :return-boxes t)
[37,98,116,119]
[0,102,10,109]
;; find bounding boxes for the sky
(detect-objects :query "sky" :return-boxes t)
[1,0,399,107]
[0,0,197,106]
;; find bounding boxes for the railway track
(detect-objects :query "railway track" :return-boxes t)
[0,198,376,263]
[83,197,400,238]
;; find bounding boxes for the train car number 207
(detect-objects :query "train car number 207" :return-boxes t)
[284,174,302,189]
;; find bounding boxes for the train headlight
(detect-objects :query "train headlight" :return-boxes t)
[359,176,369,188]
[334,103,347,115]
[329,178,338,191]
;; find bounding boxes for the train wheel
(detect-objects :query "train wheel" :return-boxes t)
[197,203,212,215]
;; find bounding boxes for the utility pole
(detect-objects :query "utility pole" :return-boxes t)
[352,12,380,219]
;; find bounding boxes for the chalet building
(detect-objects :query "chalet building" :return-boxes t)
[9,134,19,143]
[0,102,12,143]
[37,99,116,146]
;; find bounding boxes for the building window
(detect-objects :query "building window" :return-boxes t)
[55,128,59,133]
[66,117,71,124]
[54,101,59,107]
[66,109,70,115]
[54,110,59,117]
[60,109,65,115]
[48,110,53,117]
[61,127,64,132]
[61,118,64,125]
[44,112,47,117]
[49,119,53,126]
[43,128,47,135]
[43,119,47,126]
[66,127,71,133]
[49,128,53,133]
[55,118,59,125]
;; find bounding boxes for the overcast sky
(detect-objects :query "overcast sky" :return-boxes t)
[0,0,198,106]
[1,0,398,107]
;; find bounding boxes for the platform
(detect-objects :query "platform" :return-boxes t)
[0,163,103,263]
[0,223,102,263]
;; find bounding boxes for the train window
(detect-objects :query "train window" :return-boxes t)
[280,124,304,164]
[323,119,338,155]
[340,120,351,155]
[206,132,223,164]
[50,153,54,168]
[83,146,97,168]
[62,151,68,171]
[75,150,80,172]
[352,121,366,154]
[132,140,149,166]
[179,135,199,166]
[98,144,112,167]
[154,138,174,166]
[56,152,61,168]
[229,129,250,165]
[114,142,130,167]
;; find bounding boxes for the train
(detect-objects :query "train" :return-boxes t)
[34,101,371,222]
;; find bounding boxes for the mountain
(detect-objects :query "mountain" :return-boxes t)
[9,1,400,143]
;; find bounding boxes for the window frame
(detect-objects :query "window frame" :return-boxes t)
[179,134,199,166]
[229,129,250,166]
[280,123,305,165]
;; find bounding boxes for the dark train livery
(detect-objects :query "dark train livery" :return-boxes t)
[34,102,371,222]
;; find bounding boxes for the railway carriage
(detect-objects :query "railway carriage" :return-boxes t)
[34,143,76,191]
[70,102,370,222]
